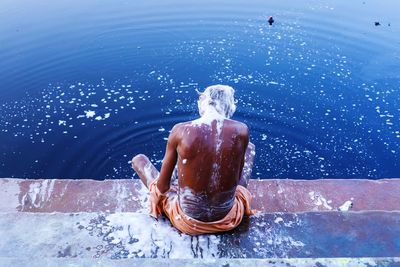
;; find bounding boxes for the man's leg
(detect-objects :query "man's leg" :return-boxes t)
[131,154,160,189]
[238,142,255,188]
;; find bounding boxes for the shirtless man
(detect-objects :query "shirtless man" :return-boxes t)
[132,84,255,235]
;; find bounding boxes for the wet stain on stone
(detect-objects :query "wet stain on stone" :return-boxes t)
[57,245,76,258]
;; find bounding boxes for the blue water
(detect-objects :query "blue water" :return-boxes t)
[1,0,399,179]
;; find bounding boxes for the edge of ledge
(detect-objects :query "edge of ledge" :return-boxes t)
[1,178,400,213]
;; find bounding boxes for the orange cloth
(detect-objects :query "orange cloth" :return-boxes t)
[148,179,256,235]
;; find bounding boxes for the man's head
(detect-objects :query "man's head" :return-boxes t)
[197,85,237,118]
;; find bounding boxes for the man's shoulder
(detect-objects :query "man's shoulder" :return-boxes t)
[225,119,249,134]
[226,119,248,127]
[171,119,248,134]
[171,121,192,131]
[169,121,194,137]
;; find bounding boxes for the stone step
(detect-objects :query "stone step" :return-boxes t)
[0,211,399,259]
[1,178,400,213]
[0,257,399,267]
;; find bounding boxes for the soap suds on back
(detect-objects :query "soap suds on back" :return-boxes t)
[179,186,234,219]
[191,84,236,144]
[190,85,237,188]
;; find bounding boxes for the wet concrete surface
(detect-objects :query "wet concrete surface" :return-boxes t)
[0,178,399,263]
[1,257,399,267]
[1,178,399,213]
[0,211,399,259]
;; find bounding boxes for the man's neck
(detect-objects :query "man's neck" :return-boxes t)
[200,107,225,120]
[192,107,226,126]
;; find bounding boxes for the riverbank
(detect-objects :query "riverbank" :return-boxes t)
[0,178,399,265]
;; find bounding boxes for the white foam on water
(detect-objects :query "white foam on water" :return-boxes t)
[261,134,267,141]
[84,110,95,118]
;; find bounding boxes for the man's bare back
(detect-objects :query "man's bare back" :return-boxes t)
[162,118,249,221]
[132,85,255,224]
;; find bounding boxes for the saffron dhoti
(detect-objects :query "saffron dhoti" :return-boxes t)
[148,179,256,235]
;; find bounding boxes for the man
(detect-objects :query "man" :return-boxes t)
[132,84,255,235]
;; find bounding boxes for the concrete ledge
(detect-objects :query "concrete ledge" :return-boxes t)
[1,178,400,213]
[0,211,399,259]
[1,257,399,267]
[1,178,399,260]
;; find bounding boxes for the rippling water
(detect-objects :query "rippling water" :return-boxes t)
[0,0,399,179]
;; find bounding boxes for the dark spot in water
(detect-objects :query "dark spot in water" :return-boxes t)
[375,22,381,26]
[268,16,274,25]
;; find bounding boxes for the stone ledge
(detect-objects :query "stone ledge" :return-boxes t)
[0,211,399,259]
[1,178,400,213]
[0,257,399,267]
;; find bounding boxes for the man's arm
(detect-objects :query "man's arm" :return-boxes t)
[239,126,249,180]
[157,125,179,194]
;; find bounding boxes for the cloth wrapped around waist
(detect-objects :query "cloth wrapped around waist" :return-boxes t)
[148,179,256,235]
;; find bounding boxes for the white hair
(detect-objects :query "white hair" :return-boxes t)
[197,84,237,118]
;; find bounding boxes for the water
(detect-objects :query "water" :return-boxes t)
[0,0,399,179]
